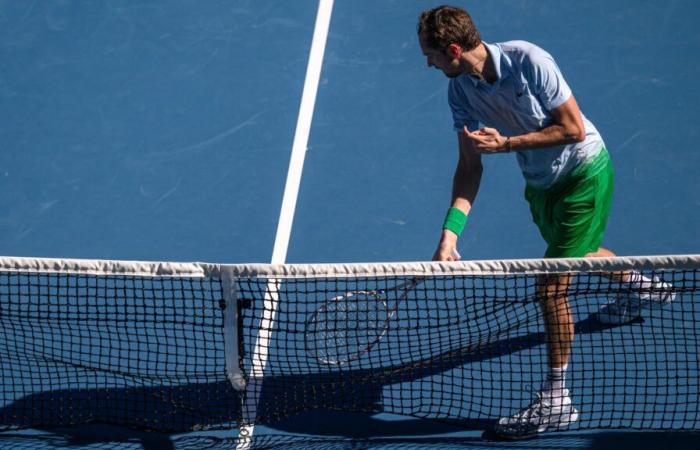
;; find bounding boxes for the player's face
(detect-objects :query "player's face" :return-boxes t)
[419,34,462,78]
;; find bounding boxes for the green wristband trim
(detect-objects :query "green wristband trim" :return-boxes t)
[442,207,468,236]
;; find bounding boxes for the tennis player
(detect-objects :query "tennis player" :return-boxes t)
[417,5,674,438]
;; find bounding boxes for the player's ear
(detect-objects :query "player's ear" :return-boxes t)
[447,44,461,60]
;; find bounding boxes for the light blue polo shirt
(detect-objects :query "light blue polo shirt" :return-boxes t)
[448,40,605,189]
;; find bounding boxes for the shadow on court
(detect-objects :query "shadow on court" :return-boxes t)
[247,313,633,427]
[1,313,641,437]
[0,381,241,433]
[0,426,176,450]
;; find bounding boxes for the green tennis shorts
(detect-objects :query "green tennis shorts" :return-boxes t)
[525,147,614,258]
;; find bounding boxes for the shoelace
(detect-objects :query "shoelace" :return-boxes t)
[515,391,552,423]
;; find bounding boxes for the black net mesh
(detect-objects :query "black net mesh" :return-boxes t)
[0,272,240,432]
[236,266,699,431]
[1,258,698,435]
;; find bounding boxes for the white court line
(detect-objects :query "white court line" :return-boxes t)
[236,1,334,448]
[270,0,334,265]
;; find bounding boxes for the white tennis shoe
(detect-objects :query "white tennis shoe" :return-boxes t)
[494,389,578,439]
[595,277,676,325]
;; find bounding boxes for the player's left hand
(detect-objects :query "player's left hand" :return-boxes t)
[463,126,508,153]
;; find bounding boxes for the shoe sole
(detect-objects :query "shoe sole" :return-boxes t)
[491,408,579,440]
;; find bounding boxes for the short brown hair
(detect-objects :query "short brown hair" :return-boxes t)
[417,5,481,51]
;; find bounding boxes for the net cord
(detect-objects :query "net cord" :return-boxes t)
[0,254,697,279]
[223,254,700,279]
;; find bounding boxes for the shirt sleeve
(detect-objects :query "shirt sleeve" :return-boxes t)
[448,79,480,132]
[523,46,572,111]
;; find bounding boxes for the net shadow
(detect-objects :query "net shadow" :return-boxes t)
[0,314,637,434]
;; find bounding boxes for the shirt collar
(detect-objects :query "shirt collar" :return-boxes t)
[466,42,507,87]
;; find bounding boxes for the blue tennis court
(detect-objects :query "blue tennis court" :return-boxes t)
[1,1,699,449]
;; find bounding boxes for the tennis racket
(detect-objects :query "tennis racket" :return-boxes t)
[305,277,423,365]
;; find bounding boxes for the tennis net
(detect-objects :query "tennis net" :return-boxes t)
[0,254,698,433]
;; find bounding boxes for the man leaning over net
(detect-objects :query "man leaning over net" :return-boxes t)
[417,5,675,439]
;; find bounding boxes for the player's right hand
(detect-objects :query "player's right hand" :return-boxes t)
[432,231,461,261]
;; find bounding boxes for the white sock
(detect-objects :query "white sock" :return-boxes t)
[541,365,568,404]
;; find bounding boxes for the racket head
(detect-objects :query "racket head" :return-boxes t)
[305,289,391,365]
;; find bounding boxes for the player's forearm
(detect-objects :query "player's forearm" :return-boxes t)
[451,160,482,215]
[434,158,480,260]
[508,123,585,151]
